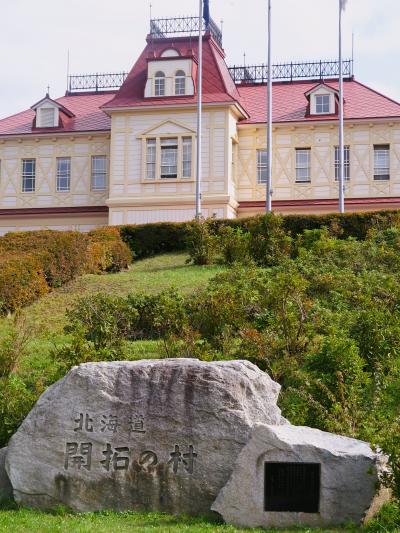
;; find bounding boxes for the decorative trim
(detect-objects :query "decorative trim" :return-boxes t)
[239,197,400,209]
[0,206,109,217]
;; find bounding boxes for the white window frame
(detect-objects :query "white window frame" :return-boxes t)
[182,137,192,178]
[257,149,268,184]
[374,145,390,181]
[143,134,195,181]
[22,159,36,193]
[175,70,186,95]
[91,155,107,191]
[155,71,165,97]
[160,138,178,179]
[334,146,350,181]
[295,148,311,183]
[56,157,71,192]
[315,94,331,114]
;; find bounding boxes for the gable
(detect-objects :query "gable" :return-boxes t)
[140,120,196,137]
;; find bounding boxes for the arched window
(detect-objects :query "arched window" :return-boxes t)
[175,70,186,95]
[155,71,165,97]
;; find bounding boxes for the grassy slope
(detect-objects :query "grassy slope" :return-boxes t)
[0,253,224,374]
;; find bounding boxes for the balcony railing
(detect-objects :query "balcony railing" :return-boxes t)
[228,59,354,84]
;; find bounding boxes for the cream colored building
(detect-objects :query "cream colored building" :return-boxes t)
[1,17,400,234]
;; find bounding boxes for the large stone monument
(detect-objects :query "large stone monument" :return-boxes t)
[0,448,12,502]
[6,359,285,514]
[212,423,390,528]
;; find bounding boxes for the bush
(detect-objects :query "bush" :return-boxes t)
[87,227,132,273]
[217,226,252,265]
[186,219,219,265]
[0,254,48,315]
[0,230,89,287]
[120,222,191,259]
[119,210,400,260]
[0,228,132,316]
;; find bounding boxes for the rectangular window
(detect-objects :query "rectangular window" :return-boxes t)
[155,78,165,97]
[22,159,36,192]
[334,146,350,181]
[315,94,330,114]
[257,149,268,184]
[374,145,390,181]
[56,157,71,192]
[146,139,156,179]
[160,138,178,178]
[175,77,186,96]
[182,137,192,178]
[295,148,311,183]
[91,156,107,191]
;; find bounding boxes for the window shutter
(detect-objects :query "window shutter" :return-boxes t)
[39,108,56,127]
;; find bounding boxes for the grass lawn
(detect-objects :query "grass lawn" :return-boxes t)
[0,507,360,533]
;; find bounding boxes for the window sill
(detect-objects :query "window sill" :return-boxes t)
[142,178,195,184]
[295,180,311,184]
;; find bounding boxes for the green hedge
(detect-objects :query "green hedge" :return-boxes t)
[120,222,192,259]
[120,209,400,258]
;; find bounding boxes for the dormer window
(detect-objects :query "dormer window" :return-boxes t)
[175,70,186,95]
[155,71,165,97]
[305,83,339,116]
[31,94,74,129]
[315,94,330,114]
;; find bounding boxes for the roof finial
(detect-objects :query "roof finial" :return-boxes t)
[46,85,50,98]
[243,52,246,67]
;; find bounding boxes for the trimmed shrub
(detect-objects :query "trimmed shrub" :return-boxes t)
[120,222,192,259]
[0,228,132,316]
[87,227,132,273]
[0,254,48,315]
[0,230,89,287]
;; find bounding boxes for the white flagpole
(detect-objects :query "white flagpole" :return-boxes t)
[196,0,203,220]
[339,0,345,213]
[266,0,273,212]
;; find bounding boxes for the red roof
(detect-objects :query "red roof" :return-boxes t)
[238,79,400,124]
[102,34,241,110]
[0,93,114,136]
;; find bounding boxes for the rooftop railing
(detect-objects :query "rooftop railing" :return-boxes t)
[67,59,354,94]
[149,16,223,47]
[228,59,354,84]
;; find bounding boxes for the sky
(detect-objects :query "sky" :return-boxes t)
[1,0,399,119]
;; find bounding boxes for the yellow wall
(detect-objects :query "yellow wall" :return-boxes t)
[0,134,109,210]
[236,121,400,204]
[0,133,110,232]
[107,106,237,224]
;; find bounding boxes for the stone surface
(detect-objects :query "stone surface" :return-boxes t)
[6,359,285,514]
[0,448,13,501]
[212,423,390,528]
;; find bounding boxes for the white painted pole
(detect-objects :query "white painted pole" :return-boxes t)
[339,0,345,213]
[266,0,273,212]
[196,0,203,220]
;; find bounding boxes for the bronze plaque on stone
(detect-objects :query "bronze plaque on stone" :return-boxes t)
[264,462,320,513]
